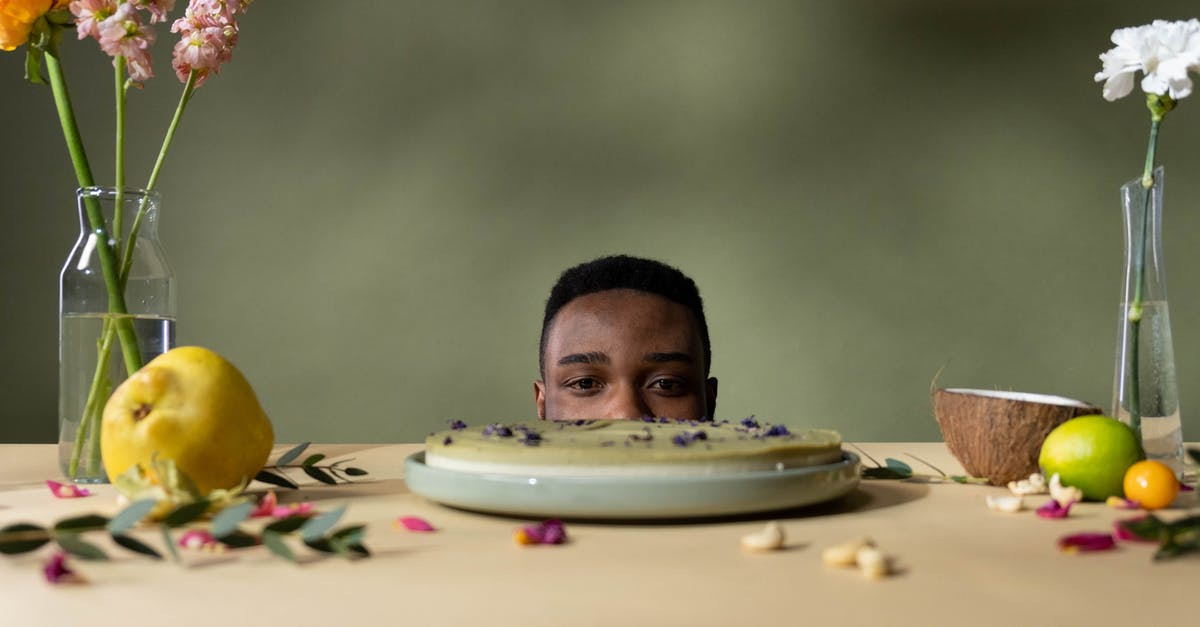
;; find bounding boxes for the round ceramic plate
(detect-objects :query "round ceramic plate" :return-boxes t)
[404,451,861,519]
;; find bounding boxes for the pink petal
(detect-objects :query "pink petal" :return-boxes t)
[272,502,314,518]
[43,551,84,584]
[1036,499,1074,519]
[515,519,568,546]
[250,491,278,517]
[177,529,216,549]
[395,516,436,532]
[1179,483,1195,493]
[46,480,91,499]
[1057,533,1116,553]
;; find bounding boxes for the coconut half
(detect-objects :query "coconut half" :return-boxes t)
[932,388,1103,486]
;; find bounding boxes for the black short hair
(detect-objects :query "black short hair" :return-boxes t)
[539,255,711,376]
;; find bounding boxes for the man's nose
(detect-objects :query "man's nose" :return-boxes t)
[601,384,652,420]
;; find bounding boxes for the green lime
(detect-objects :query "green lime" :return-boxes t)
[1038,415,1143,501]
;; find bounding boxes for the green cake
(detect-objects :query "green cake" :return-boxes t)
[423,418,843,477]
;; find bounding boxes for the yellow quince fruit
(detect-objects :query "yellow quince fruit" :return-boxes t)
[102,346,274,494]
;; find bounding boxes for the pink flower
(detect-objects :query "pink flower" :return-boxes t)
[395,516,436,532]
[70,0,119,40]
[177,529,218,550]
[43,552,86,584]
[169,0,249,86]
[45,480,90,498]
[1058,533,1117,554]
[132,0,174,23]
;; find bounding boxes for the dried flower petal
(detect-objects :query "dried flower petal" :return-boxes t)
[45,480,91,499]
[177,529,222,551]
[1036,499,1074,519]
[250,490,313,518]
[395,516,435,532]
[1058,533,1116,554]
[515,519,567,546]
[43,551,85,584]
[1179,483,1195,492]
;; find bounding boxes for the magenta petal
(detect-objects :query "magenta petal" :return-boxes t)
[1036,499,1073,519]
[523,519,567,545]
[1058,533,1116,553]
[177,529,217,549]
[397,516,436,532]
[43,552,82,584]
[45,480,90,499]
[1180,483,1195,493]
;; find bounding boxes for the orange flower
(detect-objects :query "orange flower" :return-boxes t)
[0,0,68,52]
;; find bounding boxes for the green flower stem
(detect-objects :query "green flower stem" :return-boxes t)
[1126,97,1169,435]
[45,36,143,481]
[45,42,143,377]
[69,70,201,478]
[113,57,127,242]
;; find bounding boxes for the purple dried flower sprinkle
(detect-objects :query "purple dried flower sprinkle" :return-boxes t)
[449,419,468,430]
[763,424,790,437]
[672,430,708,447]
[443,436,453,445]
[522,432,543,446]
[641,416,657,423]
[740,417,760,429]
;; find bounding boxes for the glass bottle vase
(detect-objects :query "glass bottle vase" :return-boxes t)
[58,187,176,483]
[1111,166,1185,476]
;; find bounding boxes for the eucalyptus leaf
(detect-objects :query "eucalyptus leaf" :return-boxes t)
[254,470,299,489]
[884,458,913,476]
[330,524,366,546]
[160,526,180,563]
[299,505,347,543]
[265,514,311,534]
[862,467,910,480]
[274,442,311,467]
[303,537,335,553]
[302,466,338,485]
[56,534,108,561]
[163,499,210,528]
[300,453,326,468]
[262,531,295,562]
[111,533,162,559]
[216,530,259,549]
[343,467,369,477]
[0,523,50,555]
[1118,514,1167,541]
[107,499,159,534]
[949,475,990,485]
[53,514,110,533]
[211,502,255,538]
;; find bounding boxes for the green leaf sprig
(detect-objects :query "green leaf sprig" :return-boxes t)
[850,444,988,484]
[1117,514,1200,560]
[256,442,370,489]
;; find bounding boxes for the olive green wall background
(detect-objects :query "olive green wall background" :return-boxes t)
[3,1,1199,445]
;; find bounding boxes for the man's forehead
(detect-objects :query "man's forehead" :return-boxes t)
[545,289,703,356]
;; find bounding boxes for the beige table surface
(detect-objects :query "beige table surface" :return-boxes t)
[1,442,1196,626]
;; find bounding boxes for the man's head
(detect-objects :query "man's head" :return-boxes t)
[535,255,717,421]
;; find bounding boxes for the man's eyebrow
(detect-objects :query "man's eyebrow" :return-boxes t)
[643,352,693,364]
[558,352,610,366]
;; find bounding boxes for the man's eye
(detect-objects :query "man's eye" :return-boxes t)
[649,378,687,393]
[566,377,601,391]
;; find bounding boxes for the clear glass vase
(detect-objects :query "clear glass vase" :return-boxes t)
[1111,166,1185,476]
[58,187,176,483]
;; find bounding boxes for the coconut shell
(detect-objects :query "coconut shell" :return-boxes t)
[932,388,1104,486]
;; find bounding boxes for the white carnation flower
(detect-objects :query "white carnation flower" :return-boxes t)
[1095,19,1200,101]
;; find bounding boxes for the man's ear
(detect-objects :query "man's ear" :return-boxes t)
[705,377,718,420]
[534,380,547,419]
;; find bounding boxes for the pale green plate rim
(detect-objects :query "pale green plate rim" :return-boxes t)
[404,450,861,520]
